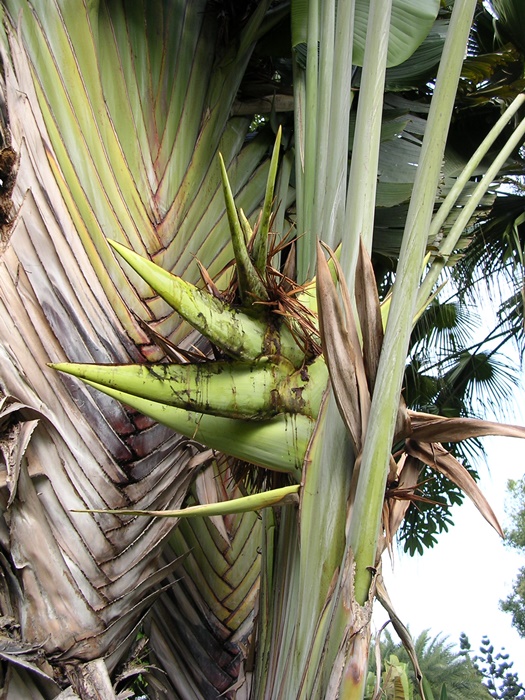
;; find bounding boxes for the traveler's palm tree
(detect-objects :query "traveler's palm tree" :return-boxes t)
[0,1,524,699]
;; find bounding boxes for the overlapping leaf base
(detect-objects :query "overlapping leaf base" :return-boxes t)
[0,1,284,696]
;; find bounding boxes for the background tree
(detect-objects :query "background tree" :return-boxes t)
[371,629,491,700]
[460,633,525,699]
[450,0,525,357]
[501,476,525,638]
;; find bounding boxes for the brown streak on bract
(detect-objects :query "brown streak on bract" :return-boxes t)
[196,259,223,300]
[394,395,412,443]
[320,242,371,437]
[355,239,383,394]
[316,243,362,452]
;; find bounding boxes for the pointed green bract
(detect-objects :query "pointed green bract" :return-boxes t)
[108,238,309,367]
[51,356,327,420]
[74,484,300,518]
[66,377,310,477]
[252,126,282,274]
[239,207,254,244]
[218,153,269,304]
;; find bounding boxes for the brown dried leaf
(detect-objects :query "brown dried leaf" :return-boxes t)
[382,455,420,553]
[279,240,296,293]
[405,439,503,536]
[0,419,39,508]
[328,244,373,435]
[408,410,525,444]
[316,242,364,451]
[355,239,383,394]
[322,245,370,424]
[394,394,411,443]
[196,259,223,300]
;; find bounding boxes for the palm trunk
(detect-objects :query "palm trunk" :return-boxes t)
[0,1,277,696]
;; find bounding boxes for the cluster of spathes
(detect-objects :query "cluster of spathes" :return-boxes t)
[52,130,516,534]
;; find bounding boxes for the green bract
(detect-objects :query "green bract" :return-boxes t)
[52,137,326,478]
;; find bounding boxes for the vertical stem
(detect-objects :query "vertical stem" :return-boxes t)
[273,148,294,240]
[348,0,478,605]
[341,0,393,286]
[293,57,306,252]
[300,0,320,279]
[254,507,301,699]
[322,0,355,251]
[312,1,335,244]
[297,396,353,616]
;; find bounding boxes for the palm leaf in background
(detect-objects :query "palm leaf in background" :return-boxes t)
[373,629,492,700]
[447,0,525,357]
